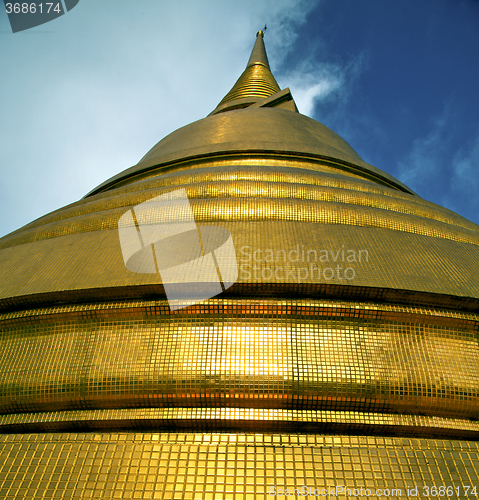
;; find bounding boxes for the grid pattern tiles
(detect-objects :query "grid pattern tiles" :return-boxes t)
[0,433,478,499]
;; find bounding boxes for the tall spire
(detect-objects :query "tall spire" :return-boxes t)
[246,30,271,69]
[212,30,282,113]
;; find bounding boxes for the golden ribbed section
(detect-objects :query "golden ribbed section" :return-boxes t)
[215,30,281,107]
[3,410,479,436]
[1,299,478,424]
[1,220,479,304]
[8,180,478,234]
[98,155,400,196]
[217,64,281,105]
[87,163,411,200]
[2,159,478,249]
[2,191,478,248]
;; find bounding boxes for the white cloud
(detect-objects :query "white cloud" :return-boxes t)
[276,49,367,122]
[396,103,479,223]
[397,105,451,188]
[449,132,479,212]
[0,0,320,237]
[281,62,345,116]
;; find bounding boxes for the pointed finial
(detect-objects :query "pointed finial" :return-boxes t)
[211,30,282,113]
[247,29,272,69]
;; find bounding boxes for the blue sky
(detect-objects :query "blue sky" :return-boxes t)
[1,0,478,238]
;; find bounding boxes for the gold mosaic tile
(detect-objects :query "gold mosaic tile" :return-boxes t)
[0,433,478,499]
[0,299,477,427]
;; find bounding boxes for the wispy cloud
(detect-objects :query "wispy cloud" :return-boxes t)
[262,0,321,64]
[0,0,320,237]
[279,53,367,117]
[448,131,479,220]
[281,62,343,116]
[396,103,479,223]
[397,105,452,189]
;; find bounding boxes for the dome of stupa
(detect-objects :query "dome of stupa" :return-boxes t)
[0,30,478,499]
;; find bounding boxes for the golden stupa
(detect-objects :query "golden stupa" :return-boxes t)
[0,32,478,499]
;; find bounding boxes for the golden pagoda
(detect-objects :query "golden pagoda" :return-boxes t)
[0,31,478,499]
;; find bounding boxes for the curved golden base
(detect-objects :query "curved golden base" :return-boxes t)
[0,432,478,499]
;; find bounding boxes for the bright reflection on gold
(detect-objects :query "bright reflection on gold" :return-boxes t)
[176,323,292,378]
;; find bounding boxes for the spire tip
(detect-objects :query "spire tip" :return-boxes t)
[257,25,267,38]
